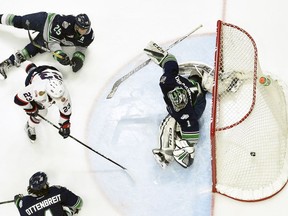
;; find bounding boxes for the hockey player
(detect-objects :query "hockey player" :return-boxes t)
[0,12,94,79]
[14,171,83,216]
[14,62,72,142]
[144,42,207,168]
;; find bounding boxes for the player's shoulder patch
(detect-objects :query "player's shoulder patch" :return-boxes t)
[62,21,70,29]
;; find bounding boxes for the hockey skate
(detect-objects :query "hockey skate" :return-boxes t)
[0,59,12,80]
[152,149,174,169]
[14,51,25,67]
[0,51,25,80]
[25,122,36,143]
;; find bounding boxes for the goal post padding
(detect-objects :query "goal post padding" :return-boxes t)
[210,20,288,201]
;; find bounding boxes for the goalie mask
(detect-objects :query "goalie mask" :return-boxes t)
[168,87,188,112]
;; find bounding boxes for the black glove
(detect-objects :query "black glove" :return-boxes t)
[59,121,70,138]
[54,50,70,66]
[71,51,85,72]
[14,194,23,204]
[24,102,38,117]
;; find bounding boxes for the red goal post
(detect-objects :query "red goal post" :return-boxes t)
[210,20,288,201]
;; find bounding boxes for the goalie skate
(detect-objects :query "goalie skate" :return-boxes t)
[152,149,173,169]
[25,122,36,143]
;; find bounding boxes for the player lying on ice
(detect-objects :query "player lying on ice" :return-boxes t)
[0,12,94,79]
[144,41,209,169]
[144,41,248,168]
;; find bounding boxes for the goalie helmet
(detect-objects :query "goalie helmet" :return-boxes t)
[46,79,65,98]
[75,13,91,30]
[29,171,48,191]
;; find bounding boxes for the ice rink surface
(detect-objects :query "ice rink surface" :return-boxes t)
[0,0,287,215]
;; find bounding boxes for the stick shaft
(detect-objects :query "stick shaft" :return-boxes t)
[0,200,14,205]
[37,115,127,170]
[106,24,203,99]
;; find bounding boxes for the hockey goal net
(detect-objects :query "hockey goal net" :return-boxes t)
[211,20,288,201]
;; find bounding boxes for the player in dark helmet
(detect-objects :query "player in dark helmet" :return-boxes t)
[75,13,91,36]
[14,171,83,216]
[0,12,94,79]
[27,171,49,196]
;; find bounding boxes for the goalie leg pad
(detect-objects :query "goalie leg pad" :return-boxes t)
[173,139,195,168]
[159,115,177,150]
[152,115,177,168]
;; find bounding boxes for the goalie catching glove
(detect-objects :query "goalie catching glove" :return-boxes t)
[144,41,176,67]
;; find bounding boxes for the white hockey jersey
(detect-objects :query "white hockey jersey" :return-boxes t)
[14,65,72,125]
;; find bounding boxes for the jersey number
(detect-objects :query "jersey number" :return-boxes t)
[53,24,62,36]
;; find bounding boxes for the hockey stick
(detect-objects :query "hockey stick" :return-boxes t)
[25,20,73,66]
[106,24,203,99]
[0,200,14,205]
[37,114,127,170]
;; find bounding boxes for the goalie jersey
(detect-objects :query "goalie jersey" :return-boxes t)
[160,58,207,141]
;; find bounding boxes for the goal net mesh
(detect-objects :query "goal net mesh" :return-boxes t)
[211,20,288,201]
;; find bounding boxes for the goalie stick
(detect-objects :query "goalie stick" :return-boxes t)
[106,24,203,99]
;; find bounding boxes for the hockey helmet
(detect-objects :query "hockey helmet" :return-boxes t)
[25,63,37,74]
[29,171,48,191]
[46,79,65,98]
[75,13,91,30]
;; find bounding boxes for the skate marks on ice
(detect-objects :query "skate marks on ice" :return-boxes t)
[87,35,215,216]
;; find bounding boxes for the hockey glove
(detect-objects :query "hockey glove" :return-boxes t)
[14,194,23,205]
[24,102,38,117]
[144,41,177,68]
[71,51,85,72]
[59,120,71,139]
[53,50,71,66]
[70,208,80,215]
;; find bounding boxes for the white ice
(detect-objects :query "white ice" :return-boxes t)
[0,0,288,216]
